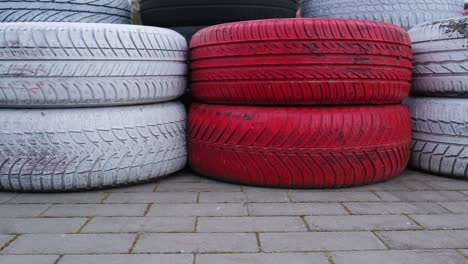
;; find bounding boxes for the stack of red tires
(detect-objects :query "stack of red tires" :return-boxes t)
[188,19,413,188]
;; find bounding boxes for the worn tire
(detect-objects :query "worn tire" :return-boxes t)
[410,17,468,96]
[301,0,464,30]
[189,104,411,188]
[0,102,187,192]
[407,97,468,179]
[0,23,187,108]
[140,0,296,27]
[190,19,412,105]
[0,0,131,24]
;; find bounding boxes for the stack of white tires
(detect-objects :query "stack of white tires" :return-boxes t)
[0,1,188,192]
[407,17,468,179]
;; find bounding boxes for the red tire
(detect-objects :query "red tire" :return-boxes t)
[190,18,412,105]
[188,104,411,188]
[465,9,468,16]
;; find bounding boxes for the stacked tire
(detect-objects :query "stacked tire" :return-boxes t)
[139,0,297,41]
[301,0,464,30]
[188,19,413,188]
[0,1,188,192]
[407,17,468,179]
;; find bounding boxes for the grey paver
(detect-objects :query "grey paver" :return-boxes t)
[0,204,51,217]
[459,249,468,257]
[248,203,348,216]
[260,232,386,252]
[289,191,381,202]
[199,191,289,203]
[375,191,468,202]
[0,255,59,264]
[133,233,258,253]
[82,217,195,233]
[102,184,157,193]
[427,181,468,191]
[438,202,468,213]
[410,214,468,229]
[7,193,106,204]
[305,215,420,231]
[344,202,449,215]
[197,217,306,232]
[376,230,468,249]
[331,250,467,264]
[157,182,241,192]
[0,194,15,203]
[195,253,329,264]
[3,234,135,254]
[105,193,197,204]
[41,204,147,217]
[58,254,193,264]
[147,204,248,217]
[0,218,86,234]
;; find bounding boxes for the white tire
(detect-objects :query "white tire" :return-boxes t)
[410,17,468,96]
[406,97,468,179]
[0,23,188,108]
[0,0,131,24]
[0,102,187,192]
[301,0,464,30]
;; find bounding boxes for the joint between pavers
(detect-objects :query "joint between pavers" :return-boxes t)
[404,214,426,230]
[340,203,353,215]
[152,183,160,192]
[455,248,468,258]
[143,203,153,217]
[128,233,141,254]
[53,255,63,264]
[300,215,312,231]
[328,255,336,264]
[76,216,94,233]
[371,231,391,250]
[194,216,199,232]
[255,232,262,253]
[100,193,111,204]
[0,234,20,252]
[2,194,18,204]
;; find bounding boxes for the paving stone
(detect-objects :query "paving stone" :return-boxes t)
[409,214,468,230]
[244,191,290,203]
[198,192,246,203]
[58,254,193,264]
[0,255,59,264]
[376,230,468,249]
[345,202,450,215]
[289,191,381,202]
[0,218,86,234]
[427,182,468,191]
[82,217,195,233]
[305,215,420,231]
[197,217,306,232]
[375,191,468,202]
[195,253,329,264]
[438,202,468,213]
[101,184,156,193]
[41,204,147,217]
[458,249,468,257]
[0,204,51,217]
[147,204,248,217]
[0,194,15,204]
[260,232,386,252]
[0,235,14,248]
[397,170,451,182]
[157,182,241,192]
[248,203,348,216]
[105,193,197,204]
[7,193,106,204]
[331,250,467,264]
[3,234,135,254]
[133,233,258,253]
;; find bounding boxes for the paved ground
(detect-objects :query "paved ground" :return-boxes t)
[0,169,468,263]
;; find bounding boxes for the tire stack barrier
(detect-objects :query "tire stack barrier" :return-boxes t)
[188,19,413,188]
[407,18,468,179]
[301,0,464,30]
[0,1,188,192]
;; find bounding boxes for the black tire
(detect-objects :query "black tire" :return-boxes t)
[140,0,296,27]
[171,26,207,43]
